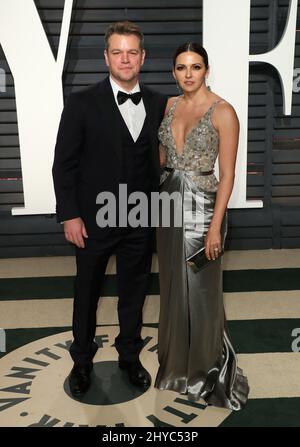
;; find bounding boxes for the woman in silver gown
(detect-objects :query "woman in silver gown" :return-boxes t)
[154,43,249,411]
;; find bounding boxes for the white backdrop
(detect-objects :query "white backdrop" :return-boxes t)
[0,0,298,214]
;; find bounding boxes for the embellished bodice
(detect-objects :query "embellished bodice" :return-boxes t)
[158,96,223,192]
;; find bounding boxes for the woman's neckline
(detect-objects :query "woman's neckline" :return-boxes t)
[169,96,222,156]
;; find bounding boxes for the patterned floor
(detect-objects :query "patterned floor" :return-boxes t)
[0,249,300,427]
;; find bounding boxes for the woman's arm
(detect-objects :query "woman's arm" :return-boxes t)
[205,102,239,260]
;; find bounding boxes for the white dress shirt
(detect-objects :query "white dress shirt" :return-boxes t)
[109,76,146,142]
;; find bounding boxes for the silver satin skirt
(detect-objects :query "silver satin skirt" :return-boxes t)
[155,169,249,411]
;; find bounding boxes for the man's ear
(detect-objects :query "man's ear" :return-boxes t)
[141,49,146,66]
[104,49,109,67]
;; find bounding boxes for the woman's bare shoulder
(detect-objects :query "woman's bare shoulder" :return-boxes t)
[164,96,180,115]
[212,96,237,117]
[207,93,238,130]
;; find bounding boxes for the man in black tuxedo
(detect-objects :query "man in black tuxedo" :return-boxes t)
[52,21,167,396]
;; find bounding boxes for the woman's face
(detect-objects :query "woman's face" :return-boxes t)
[173,51,208,93]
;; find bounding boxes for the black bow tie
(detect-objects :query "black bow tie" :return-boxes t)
[117,91,142,105]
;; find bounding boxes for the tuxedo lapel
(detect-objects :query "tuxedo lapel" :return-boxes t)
[140,83,155,140]
[94,77,123,166]
[140,83,160,179]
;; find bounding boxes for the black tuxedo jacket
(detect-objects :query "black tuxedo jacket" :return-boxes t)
[52,76,167,237]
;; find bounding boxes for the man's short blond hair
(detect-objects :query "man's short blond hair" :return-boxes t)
[105,21,144,50]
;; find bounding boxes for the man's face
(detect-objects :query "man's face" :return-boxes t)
[104,33,145,85]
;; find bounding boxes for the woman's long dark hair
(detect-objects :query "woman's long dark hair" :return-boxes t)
[173,42,209,69]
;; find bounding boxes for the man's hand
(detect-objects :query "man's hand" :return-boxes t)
[64,217,88,248]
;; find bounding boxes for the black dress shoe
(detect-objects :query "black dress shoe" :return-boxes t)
[119,360,151,390]
[68,364,92,397]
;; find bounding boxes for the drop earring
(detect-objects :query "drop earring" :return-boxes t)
[176,80,182,93]
[205,76,211,91]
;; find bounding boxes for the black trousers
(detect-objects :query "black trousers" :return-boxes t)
[69,227,153,367]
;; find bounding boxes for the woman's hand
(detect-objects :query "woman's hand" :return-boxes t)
[205,227,222,261]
